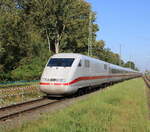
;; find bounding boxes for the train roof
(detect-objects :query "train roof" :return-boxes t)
[51,53,82,59]
[51,53,138,72]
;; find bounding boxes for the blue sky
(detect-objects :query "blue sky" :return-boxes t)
[86,0,150,71]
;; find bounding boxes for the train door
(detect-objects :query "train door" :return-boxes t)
[73,59,90,88]
[107,64,112,83]
[82,59,91,87]
[103,63,109,83]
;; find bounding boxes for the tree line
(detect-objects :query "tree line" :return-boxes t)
[0,0,138,81]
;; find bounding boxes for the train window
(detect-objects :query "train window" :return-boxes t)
[78,60,82,67]
[85,60,90,67]
[111,68,121,74]
[111,69,116,73]
[109,68,112,73]
[47,58,75,67]
[104,64,107,70]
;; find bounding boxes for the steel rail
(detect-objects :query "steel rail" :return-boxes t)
[0,97,45,111]
[0,96,63,121]
[0,99,63,121]
[146,76,150,81]
[0,84,39,89]
[143,76,150,88]
[0,85,38,92]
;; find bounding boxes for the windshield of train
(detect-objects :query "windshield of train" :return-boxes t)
[47,58,75,67]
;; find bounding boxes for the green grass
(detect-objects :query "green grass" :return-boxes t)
[2,78,150,132]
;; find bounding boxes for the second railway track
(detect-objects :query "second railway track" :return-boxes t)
[0,97,63,121]
[143,75,150,88]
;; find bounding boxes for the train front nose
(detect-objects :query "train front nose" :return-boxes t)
[39,67,71,95]
[39,82,70,95]
[39,57,75,95]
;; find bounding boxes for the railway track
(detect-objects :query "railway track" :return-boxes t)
[0,78,141,122]
[143,75,150,88]
[146,76,150,82]
[0,86,103,122]
[0,97,63,121]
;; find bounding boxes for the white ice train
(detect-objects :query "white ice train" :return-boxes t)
[40,53,141,96]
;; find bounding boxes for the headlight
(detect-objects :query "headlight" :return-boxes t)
[56,79,66,82]
[41,78,66,82]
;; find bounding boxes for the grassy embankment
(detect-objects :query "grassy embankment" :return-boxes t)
[4,78,150,132]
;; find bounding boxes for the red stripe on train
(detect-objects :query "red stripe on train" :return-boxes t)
[40,74,135,86]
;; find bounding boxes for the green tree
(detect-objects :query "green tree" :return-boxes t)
[93,40,125,66]
[0,0,99,81]
[18,0,98,54]
[124,61,136,70]
[92,40,105,59]
[0,0,30,72]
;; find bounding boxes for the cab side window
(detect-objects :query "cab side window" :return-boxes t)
[104,64,107,70]
[78,60,82,67]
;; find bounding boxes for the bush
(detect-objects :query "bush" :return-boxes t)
[11,56,49,81]
[0,72,12,81]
